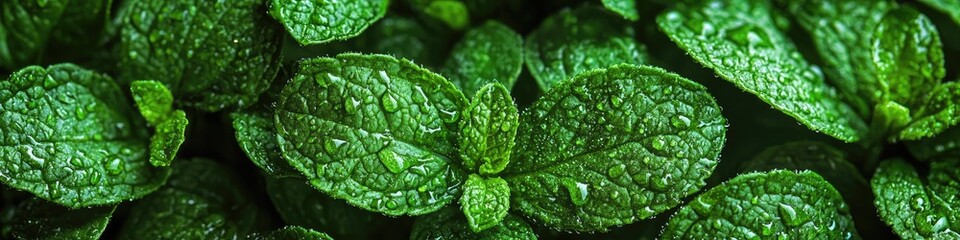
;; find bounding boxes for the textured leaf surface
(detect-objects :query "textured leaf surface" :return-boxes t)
[907,126,960,161]
[247,226,333,240]
[0,0,110,70]
[7,198,115,240]
[871,158,959,239]
[410,207,537,240]
[131,81,187,167]
[602,0,638,21]
[504,64,726,232]
[525,6,649,92]
[118,159,268,239]
[871,7,944,110]
[900,82,960,140]
[275,54,468,216]
[662,170,858,239]
[119,0,283,111]
[266,176,387,239]
[459,83,518,175]
[658,0,866,142]
[269,0,388,45]
[0,64,169,208]
[918,0,960,25]
[459,174,510,232]
[233,111,300,178]
[441,21,523,97]
[774,0,894,115]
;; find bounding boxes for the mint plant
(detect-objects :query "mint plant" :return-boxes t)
[1,0,958,239]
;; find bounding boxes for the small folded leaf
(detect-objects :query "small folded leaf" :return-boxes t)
[662,170,858,239]
[658,0,866,142]
[411,207,536,240]
[131,80,188,167]
[459,83,518,175]
[7,198,116,240]
[269,0,388,45]
[459,174,510,232]
[504,64,726,232]
[525,5,649,92]
[870,101,912,142]
[872,158,959,239]
[118,159,269,239]
[442,21,523,97]
[0,64,170,208]
[872,6,944,110]
[265,176,387,239]
[120,0,283,111]
[246,226,333,240]
[275,54,468,216]
[900,82,960,140]
[602,0,639,21]
[232,110,300,178]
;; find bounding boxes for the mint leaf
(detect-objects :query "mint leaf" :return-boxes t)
[0,64,169,208]
[525,6,649,92]
[119,0,283,111]
[275,53,468,216]
[662,170,858,239]
[421,0,470,30]
[918,0,960,25]
[265,176,387,239]
[871,158,959,239]
[118,159,268,239]
[602,0,639,21]
[907,126,960,161]
[459,83,518,175]
[900,82,960,140]
[504,64,726,231]
[441,21,523,97]
[872,7,945,110]
[7,198,115,240]
[0,0,110,71]
[410,207,536,240]
[247,226,333,240]
[774,0,895,116]
[459,174,510,232]
[269,0,388,45]
[131,80,188,167]
[232,110,300,178]
[658,0,867,142]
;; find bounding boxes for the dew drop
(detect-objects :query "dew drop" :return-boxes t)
[562,178,589,206]
[761,222,774,236]
[607,164,626,178]
[652,138,665,150]
[324,138,346,154]
[381,94,399,112]
[106,158,124,175]
[778,203,801,227]
[378,150,407,174]
[88,171,101,185]
[672,115,691,128]
[344,97,360,114]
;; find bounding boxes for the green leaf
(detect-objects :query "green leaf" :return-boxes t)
[871,158,959,239]
[869,101,912,142]
[657,0,866,142]
[118,159,269,239]
[504,64,726,232]
[246,226,333,240]
[0,64,170,208]
[275,53,468,216]
[269,0,388,45]
[459,83,518,175]
[872,6,945,110]
[422,0,470,30]
[410,207,537,240]
[900,82,960,140]
[119,0,283,112]
[265,176,387,239]
[7,198,115,240]
[602,0,639,21]
[131,80,188,167]
[774,0,895,116]
[459,174,510,232]
[662,170,858,239]
[907,126,960,161]
[441,21,523,97]
[525,6,649,92]
[247,226,333,240]
[918,0,960,25]
[232,110,301,178]
[0,0,110,70]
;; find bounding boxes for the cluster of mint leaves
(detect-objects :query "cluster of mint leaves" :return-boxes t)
[0,0,958,239]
